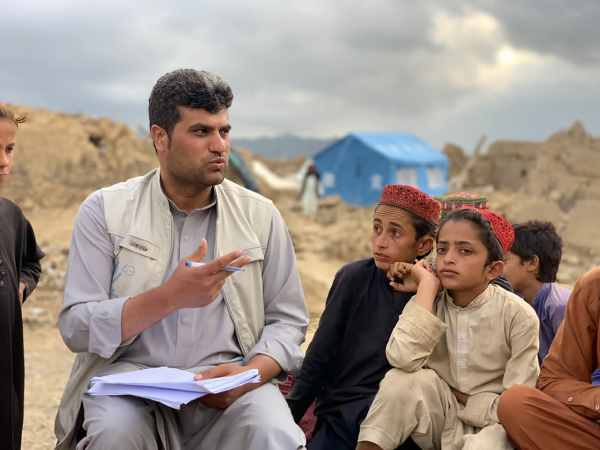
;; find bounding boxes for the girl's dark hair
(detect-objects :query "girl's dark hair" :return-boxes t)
[438,208,504,265]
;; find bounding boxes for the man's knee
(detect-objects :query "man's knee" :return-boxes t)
[498,384,538,425]
[81,396,156,449]
[226,384,305,447]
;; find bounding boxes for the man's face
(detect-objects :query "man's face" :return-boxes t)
[436,219,501,292]
[371,205,420,271]
[503,251,531,294]
[0,119,17,186]
[154,106,231,189]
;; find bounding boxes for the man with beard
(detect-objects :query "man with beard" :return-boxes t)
[54,69,308,450]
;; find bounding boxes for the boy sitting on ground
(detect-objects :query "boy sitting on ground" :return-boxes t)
[287,184,440,450]
[503,220,570,363]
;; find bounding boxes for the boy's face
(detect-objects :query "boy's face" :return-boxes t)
[436,219,503,292]
[503,251,534,294]
[0,119,17,185]
[371,205,430,271]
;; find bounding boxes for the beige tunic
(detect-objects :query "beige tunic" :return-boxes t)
[359,284,540,449]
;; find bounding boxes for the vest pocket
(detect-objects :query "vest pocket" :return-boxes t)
[110,235,161,296]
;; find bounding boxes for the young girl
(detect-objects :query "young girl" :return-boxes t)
[0,106,44,450]
[356,207,540,450]
[287,184,440,450]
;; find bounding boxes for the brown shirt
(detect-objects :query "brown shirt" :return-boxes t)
[537,267,600,420]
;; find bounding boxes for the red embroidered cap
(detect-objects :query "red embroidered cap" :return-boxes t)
[379,184,441,225]
[467,207,515,253]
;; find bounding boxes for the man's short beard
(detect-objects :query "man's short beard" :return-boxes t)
[171,166,226,191]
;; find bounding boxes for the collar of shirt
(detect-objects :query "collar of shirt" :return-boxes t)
[443,284,493,311]
[164,188,217,216]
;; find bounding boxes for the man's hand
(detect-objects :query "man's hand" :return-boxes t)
[451,387,469,405]
[164,239,252,310]
[121,239,252,342]
[195,363,255,410]
[18,282,26,303]
[194,355,282,410]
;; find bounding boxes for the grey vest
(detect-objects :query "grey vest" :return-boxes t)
[55,169,273,449]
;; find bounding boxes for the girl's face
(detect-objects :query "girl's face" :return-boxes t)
[371,205,432,271]
[0,119,17,185]
[435,219,503,294]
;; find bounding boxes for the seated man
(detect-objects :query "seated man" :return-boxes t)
[498,268,600,450]
[54,69,308,450]
[503,220,570,363]
[287,184,440,450]
[356,207,540,450]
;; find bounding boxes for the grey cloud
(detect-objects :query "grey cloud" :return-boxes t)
[0,1,599,149]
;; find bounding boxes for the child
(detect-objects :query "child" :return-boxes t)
[0,105,44,450]
[503,220,570,363]
[356,207,540,450]
[287,184,440,450]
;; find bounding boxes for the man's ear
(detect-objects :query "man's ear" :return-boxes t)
[416,235,434,257]
[150,124,169,154]
[486,260,505,281]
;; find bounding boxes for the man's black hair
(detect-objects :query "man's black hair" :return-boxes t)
[148,69,233,136]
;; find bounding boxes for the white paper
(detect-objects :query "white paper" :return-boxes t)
[87,367,261,409]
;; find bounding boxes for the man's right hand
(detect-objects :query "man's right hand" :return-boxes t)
[163,239,252,309]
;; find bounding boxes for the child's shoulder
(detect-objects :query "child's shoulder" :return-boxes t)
[336,258,375,278]
[491,284,539,324]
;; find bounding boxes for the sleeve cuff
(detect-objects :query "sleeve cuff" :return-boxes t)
[245,337,304,377]
[88,296,129,358]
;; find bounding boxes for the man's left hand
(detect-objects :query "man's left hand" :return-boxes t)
[195,363,257,410]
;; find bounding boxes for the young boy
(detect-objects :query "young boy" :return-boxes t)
[356,207,540,450]
[0,105,44,450]
[503,220,570,363]
[287,184,441,450]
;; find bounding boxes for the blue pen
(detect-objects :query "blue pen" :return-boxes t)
[184,260,244,272]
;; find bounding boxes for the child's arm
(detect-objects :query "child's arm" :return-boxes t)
[386,262,446,371]
[459,305,540,428]
[286,267,349,421]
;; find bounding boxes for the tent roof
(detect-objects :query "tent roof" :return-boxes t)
[349,132,447,165]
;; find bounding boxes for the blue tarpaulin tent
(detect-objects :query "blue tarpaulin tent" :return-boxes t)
[313,132,448,206]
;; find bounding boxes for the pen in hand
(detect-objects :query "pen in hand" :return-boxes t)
[184,260,244,272]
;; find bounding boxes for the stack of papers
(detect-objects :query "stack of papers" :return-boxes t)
[87,367,261,409]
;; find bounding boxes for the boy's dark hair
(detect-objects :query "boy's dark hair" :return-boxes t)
[511,221,562,282]
[0,105,26,127]
[148,69,233,136]
[438,208,504,265]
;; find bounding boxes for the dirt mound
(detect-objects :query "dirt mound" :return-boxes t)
[457,121,600,281]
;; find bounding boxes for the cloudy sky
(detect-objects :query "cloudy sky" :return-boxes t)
[1,0,599,150]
